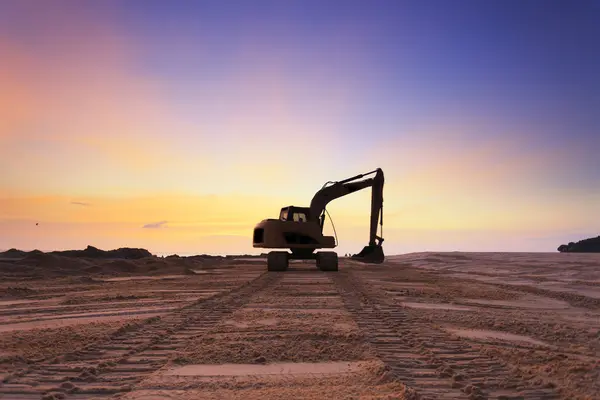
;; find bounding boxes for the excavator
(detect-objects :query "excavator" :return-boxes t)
[252,168,385,271]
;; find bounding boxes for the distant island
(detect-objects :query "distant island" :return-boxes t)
[558,236,600,253]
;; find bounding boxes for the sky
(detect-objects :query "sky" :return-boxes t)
[1,0,599,255]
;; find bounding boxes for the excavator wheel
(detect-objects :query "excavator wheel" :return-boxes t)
[267,251,289,272]
[316,251,338,272]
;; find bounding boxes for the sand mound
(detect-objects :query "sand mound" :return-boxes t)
[0,247,257,278]
[17,253,58,266]
[142,258,172,271]
[52,245,153,259]
[14,253,92,275]
[0,261,26,274]
[0,248,31,258]
[96,258,198,275]
[84,265,103,273]
[100,259,140,273]
[0,247,196,277]
[1,246,153,261]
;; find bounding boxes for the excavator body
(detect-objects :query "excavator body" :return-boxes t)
[252,168,386,271]
[253,213,336,250]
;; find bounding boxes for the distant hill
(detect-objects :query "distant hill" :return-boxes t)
[51,245,153,259]
[0,248,43,258]
[0,246,268,260]
[0,245,152,259]
[558,236,600,253]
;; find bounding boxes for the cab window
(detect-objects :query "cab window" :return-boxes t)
[280,209,288,221]
[293,213,307,222]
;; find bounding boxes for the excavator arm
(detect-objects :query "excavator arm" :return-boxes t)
[309,168,385,263]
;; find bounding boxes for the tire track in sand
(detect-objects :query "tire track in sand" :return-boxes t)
[0,271,279,400]
[333,270,561,400]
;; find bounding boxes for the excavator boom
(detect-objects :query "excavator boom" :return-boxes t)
[308,168,385,263]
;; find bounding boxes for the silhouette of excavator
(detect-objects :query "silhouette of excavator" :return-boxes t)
[252,168,385,271]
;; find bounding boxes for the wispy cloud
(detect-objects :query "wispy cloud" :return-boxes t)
[142,220,168,229]
[70,201,91,207]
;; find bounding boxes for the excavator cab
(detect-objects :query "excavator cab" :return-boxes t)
[279,206,310,223]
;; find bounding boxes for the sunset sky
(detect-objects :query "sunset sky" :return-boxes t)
[1,0,599,255]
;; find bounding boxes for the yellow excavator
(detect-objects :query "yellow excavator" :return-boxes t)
[252,168,385,271]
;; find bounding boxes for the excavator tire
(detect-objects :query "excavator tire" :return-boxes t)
[316,251,338,272]
[267,251,289,272]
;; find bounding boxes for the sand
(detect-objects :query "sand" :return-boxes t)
[163,361,364,376]
[0,252,598,399]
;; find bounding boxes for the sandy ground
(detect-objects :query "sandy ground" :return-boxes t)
[0,252,598,399]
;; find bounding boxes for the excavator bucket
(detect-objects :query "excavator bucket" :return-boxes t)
[351,244,385,264]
